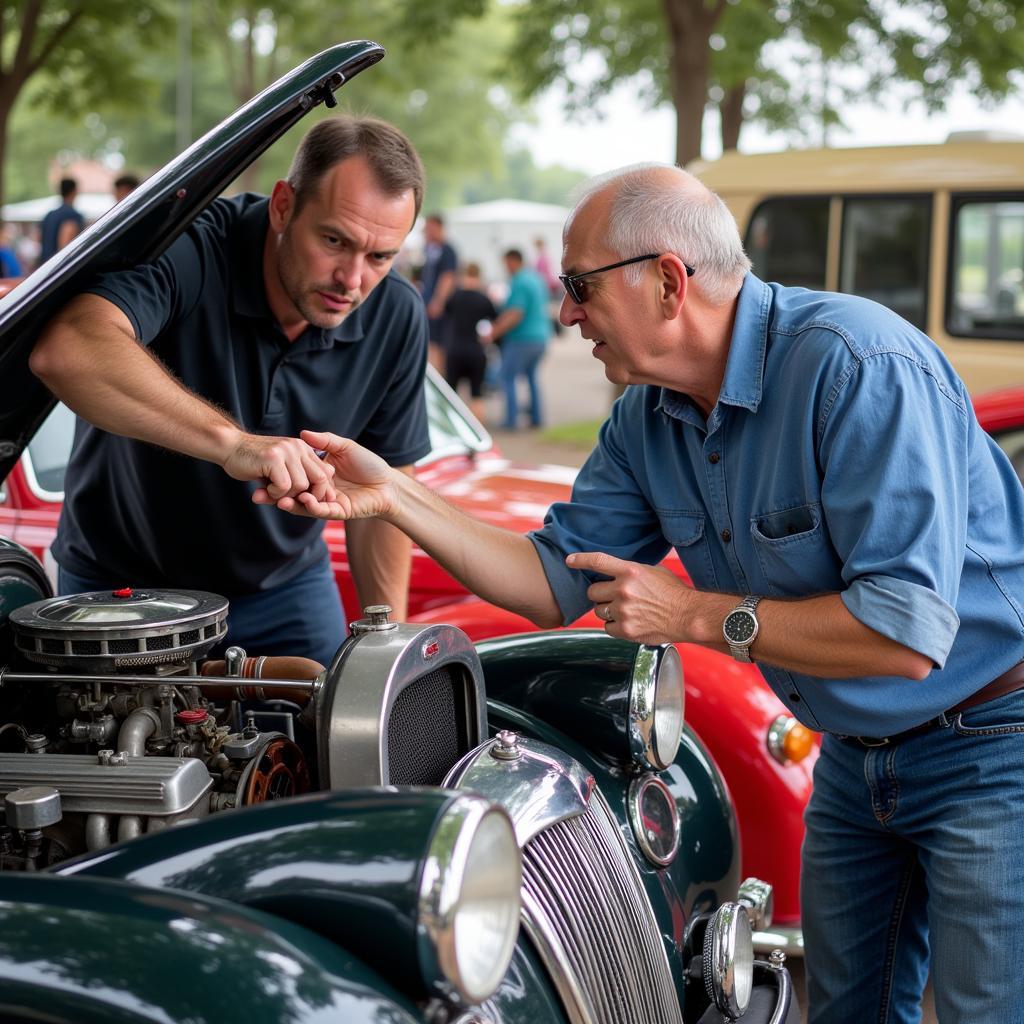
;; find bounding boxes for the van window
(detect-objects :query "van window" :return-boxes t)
[948,197,1024,340]
[839,196,930,329]
[745,198,829,289]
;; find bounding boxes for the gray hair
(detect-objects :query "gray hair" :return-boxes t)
[566,163,751,305]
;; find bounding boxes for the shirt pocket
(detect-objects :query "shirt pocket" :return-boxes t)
[656,511,718,590]
[750,502,832,596]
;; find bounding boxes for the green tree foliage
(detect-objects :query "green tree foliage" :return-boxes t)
[465,0,1024,164]
[0,0,174,205]
[191,1,518,206]
[4,1,540,210]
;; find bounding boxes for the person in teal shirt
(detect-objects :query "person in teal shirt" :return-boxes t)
[490,248,551,429]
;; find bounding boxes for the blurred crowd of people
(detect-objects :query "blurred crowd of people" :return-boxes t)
[416,213,560,431]
[0,172,140,279]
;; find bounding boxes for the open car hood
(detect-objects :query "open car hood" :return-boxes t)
[0,40,384,480]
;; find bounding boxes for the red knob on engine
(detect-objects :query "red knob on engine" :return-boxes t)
[175,709,209,725]
[112,587,133,598]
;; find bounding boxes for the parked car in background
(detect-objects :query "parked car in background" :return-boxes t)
[0,41,796,1024]
[691,138,1024,394]
[975,385,1024,481]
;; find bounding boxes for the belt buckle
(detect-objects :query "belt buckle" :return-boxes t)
[856,735,891,748]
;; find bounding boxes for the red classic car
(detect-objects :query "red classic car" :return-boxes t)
[1,361,815,954]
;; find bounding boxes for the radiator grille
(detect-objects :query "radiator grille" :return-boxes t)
[522,789,683,1024]
[387,666,464,786]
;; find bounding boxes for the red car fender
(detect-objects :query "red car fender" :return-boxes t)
[974,386,1024,433]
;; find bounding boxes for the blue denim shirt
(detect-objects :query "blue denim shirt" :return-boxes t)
[530,274,1024,736]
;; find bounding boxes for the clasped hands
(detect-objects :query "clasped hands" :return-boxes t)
[251,429,398,520]
[222,430,347,508]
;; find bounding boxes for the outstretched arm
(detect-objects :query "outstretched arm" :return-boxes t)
[275,430,564,627]
[31,294,335,503]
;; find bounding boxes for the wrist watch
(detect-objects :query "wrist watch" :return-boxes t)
[723,596,762,663]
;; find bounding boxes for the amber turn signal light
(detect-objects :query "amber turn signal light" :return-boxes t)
[767,715,816,764]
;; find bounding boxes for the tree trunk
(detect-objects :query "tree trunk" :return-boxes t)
[661,0,725,166]
[0,112,8,211]
[238,9,261,194]
[719,82,745,152]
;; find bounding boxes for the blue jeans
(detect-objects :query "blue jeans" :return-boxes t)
[499,341,546,429]
[803,690,1024,1023]
[57,555,346,668]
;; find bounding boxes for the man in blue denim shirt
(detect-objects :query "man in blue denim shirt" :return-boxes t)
[279,163,1024,1023]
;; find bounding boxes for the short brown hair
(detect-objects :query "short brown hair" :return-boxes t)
[287,116,425,220]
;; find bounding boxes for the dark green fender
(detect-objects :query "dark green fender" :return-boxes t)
[0,873,421,1023]
[57,788,570,1022]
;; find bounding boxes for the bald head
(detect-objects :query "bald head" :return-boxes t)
[565,162,750,305]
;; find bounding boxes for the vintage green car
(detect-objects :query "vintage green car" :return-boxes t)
[0,43,796,1023]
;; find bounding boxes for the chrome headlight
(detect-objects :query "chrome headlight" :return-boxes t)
[703,901,754,1020]
[418,795,522,1004]
[630,644,685,770]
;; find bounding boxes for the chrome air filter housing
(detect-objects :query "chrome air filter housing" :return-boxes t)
[10,589,228,671]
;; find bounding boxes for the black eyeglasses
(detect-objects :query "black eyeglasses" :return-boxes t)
[558,253,695,304]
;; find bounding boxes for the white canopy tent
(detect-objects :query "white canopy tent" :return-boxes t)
[441,199,570,288]
[1,192,114,226]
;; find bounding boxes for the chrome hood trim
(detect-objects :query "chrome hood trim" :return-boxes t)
[443,735,594,847]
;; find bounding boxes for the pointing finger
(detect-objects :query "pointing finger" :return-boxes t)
[565,551,631,577]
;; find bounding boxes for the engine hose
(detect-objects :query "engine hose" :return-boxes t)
[199,656,324,706]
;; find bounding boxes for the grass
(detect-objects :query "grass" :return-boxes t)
[540,418,604,448]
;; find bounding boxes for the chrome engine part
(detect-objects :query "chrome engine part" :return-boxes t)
[318,617,486,789]
[11,588,228,672]
[0,590,485,869]
[0,588,313,868]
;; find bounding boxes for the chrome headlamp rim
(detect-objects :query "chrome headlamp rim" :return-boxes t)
[703,900,754,1020]
[627,773,681,866]
[629,644,685,771]
[416,793,521,1005]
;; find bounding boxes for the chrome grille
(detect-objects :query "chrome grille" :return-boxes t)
[521,788,683,1024]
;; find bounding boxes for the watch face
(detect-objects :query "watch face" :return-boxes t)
[724,610,757,645]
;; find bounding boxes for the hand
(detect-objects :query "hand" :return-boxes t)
[566,551,695,644]
[272,430,400,521]
[223,433,336,504]
[426,299,443,319]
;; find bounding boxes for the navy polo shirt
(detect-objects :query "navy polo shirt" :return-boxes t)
[53,193,430,596]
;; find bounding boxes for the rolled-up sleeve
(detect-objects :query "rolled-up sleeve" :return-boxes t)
[821,351,969,666]
[528,397,670,624]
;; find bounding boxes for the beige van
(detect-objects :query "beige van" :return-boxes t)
[690,139,1024,392]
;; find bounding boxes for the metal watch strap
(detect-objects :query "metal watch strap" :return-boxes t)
[725,595,762,663]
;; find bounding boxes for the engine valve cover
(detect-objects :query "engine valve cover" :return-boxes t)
[0,753,211,816]
[10,589,228,671]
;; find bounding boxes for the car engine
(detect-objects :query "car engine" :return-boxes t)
[0,586,485,869]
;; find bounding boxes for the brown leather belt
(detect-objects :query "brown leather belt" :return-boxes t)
[848,660,1024,748]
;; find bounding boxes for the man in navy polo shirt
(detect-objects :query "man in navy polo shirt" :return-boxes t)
[275,163,1024,1022]
[30,117,431,666]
